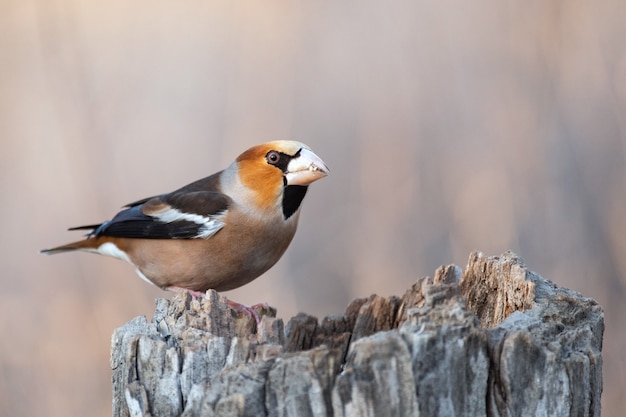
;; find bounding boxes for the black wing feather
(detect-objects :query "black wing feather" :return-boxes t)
[74,190,231,240]
[94,205,203,239]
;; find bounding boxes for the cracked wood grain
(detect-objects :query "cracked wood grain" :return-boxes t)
[111,251,604,417]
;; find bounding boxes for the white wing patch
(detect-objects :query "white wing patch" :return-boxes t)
[154,207,226,239]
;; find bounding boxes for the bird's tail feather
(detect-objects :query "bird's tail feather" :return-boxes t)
[40,239,100,255]
[68,224,102,232]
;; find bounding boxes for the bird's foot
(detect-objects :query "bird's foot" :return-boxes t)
[227,299,261,324]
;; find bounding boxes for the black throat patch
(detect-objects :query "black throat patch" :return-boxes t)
[282,185,308,219]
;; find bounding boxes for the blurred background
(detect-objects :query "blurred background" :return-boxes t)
[2,0,625,415]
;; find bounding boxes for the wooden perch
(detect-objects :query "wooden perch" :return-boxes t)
[110,251,604,417]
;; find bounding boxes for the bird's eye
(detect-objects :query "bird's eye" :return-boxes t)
[266,151,281,165]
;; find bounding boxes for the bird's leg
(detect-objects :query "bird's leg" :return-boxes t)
[250,302,271,311]
[227,299,260,324]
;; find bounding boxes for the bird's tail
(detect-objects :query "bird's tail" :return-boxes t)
[40,238,100,255]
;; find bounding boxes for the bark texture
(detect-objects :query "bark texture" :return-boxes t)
[111,251,604,417]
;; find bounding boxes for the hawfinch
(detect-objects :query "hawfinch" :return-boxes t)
[42,141,329,296]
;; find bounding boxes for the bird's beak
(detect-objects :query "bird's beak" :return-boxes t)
[285,148,330,186]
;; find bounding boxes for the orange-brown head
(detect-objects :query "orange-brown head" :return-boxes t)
[233,141,329,217]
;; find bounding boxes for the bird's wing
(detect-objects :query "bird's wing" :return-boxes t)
[88,191,231,239]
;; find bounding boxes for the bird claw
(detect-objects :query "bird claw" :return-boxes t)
[227,299,261,324]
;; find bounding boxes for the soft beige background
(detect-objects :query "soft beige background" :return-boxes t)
[2,0,625,415]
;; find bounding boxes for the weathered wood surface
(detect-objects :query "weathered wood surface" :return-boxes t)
[111,251,604,417]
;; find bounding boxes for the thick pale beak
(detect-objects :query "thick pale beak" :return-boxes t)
[285,148,330,186]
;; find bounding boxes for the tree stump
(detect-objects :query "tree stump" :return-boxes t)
[110,251,604,417]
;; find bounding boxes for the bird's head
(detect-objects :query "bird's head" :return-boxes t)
[235,140,329,218]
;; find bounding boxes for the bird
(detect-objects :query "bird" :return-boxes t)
[42,140,329,314]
